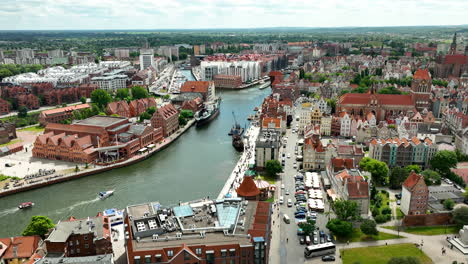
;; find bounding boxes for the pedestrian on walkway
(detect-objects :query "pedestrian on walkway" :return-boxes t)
[286,238,288,243]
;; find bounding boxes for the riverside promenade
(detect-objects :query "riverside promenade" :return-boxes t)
[0,119,196,197]
[217,124,260,199]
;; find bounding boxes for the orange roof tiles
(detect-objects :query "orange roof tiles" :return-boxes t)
[0,236,40,260]
[236,176,261,197]
[413,69,431,80]
[339,93,414,106]
[180,81,210,94]
[403,171,424,190]
[41,104,90,116]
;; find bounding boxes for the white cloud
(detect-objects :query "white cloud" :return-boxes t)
[1,0,467,29]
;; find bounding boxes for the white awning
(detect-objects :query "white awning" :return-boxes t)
[206,250,215,254]
[155,254,162,258]
[139,148,147,152]
[147,144,156,148]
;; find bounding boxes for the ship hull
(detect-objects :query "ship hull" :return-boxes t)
[196,108,220,127]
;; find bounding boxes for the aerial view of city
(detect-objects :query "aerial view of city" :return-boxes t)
[0,1,468,264]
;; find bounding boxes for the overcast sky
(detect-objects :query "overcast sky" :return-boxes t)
[1,0,467,30]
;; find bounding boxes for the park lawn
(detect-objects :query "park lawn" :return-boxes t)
[0,139,21,147]
[265,197,275,203]
[338,228,403,243]
[18,125,45,133]
[381,225,459,236]
[341,243,433,264]
[257,175,276,184]
[396,207,404,219]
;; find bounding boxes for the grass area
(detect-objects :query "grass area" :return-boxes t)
[265,197,275,203]
[0,139,21,147]
[396,207,404,220]
[341,243,433,264]
[0,174,21,182]
[381,225,459,236]
[338,228,403,243]
[18,125,45,133]
[257,175,277,184]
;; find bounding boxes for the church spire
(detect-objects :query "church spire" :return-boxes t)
[449,32,457,55]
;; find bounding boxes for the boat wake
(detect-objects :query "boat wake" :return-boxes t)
[53,197,100,215]
[0,207,19,218]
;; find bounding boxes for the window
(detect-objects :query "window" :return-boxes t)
[76,248,80,254]
[155,254,162,262]
[70,249,74,254]
[76,240,79,245]
[229,249,236,257]
[84,243,89,249]
[167,250,174,257]
[184,252,190,260]
[69,241,73,246]
[195,248,202,255]
[221,249,227,257]
[84,236,88,240]
[134,256,141,264]
[145,255,151,263]
[230,260,235,264]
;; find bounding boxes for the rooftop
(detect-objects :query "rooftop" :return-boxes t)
[74,115,128,128]
[34,254,113,264]
[126,198,262,250]
[46,216,107,243]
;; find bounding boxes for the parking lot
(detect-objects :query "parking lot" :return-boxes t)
[269,119,337,264]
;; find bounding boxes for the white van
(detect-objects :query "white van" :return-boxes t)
[279,196,284,204]
[287,199,293,207]
[283,214,290,224]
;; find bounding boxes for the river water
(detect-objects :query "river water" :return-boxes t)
[0,70,271,237]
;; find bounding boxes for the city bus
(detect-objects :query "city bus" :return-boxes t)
[304,242,336,258]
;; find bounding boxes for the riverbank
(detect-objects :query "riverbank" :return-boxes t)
[0,119,196,198]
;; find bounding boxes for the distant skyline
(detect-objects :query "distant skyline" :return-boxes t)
[2,0,467,30]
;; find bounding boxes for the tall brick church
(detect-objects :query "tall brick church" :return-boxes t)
[434,32,468,78]
[411,68,432,111]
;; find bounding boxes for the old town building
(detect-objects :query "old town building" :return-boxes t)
[213,74,242,89]
[45,215,113,257]
[434,33,468,78]
[0,121,16,145]
[369,137,437,168]
[106,100,131,118]
[39,103,91,126]
[17,94,40,110]
[129,98,157,117]
[0,98,10,115]
[410,69,432,112]
[180,97,203,113]
[0,236,41,264]
[401,171,429,215]
[180,81,215,102]
[125,199,270,264]
[151,104,179,137]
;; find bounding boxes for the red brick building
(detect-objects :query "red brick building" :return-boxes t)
[125,199,270,264]
[0,236,41,264]
[151,104,179,137]
[411,69,432,111]
[0,98,11,115]
[107,100,131,118]
[39,103,91,126]
[180,81,214,101]
[45,215,113,257]
[181,97,203,113]
[17,94,40,110]
[401,172,429,215]
[42,85,96,106]
[213,75,242,89]
[129,98,157,117]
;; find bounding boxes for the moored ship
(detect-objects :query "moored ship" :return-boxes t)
[229,112,245,152]
[195,98,221,127]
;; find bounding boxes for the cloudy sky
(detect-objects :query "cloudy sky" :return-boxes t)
[1,0,467,30]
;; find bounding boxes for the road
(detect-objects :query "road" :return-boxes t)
[269,118,336,264]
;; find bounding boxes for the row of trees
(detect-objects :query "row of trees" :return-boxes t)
[0,64,43,81]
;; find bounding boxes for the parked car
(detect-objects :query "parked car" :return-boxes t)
[299,236,305,244]
[313,235,319,244]
[295,190,306,195]
[397,200,401,205]
[319,230,325,237]
[305,235,311,245]
[322,255,336,262]
[285,189,290,195]
[320,237,325,243]
[297,228,305,236]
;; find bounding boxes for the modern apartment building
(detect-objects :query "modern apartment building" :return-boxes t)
[255,129,281,168]
[124,198,271,264]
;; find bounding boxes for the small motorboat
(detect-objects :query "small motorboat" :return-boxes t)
[18,202,34,209]
[99,190,114,200]
[253,107,259,111]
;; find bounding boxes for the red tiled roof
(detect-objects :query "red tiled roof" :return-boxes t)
[451,168,468,183]
[45,123,107,135]
[339,93,414,106]
[331,158,355,170]
[444,54,468,65]
[347,181,369,198]
[157,104,178,120]
[236,176,260,197]
[41,104,90,116]
[180,81,210,94]
[403,171,424,190]
[0,236,40,260]
[262,117,281,128]
[413,69,431,80]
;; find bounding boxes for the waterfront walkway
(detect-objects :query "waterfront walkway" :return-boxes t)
[0,119,196,197]
[217,125,260,199]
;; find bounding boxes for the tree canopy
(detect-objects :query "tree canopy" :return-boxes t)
[298,218,315,237]
[430,150,458,174]
[115,88,130,100]
[359,157,389,185]
[91,89,112,109]
[131,86,149,99]
[389,167,409,189]
[453,207,468,227]
[332,199,359,221]
[326,219,353,238]
[420,169,441,185]
[360,219,378,236]
[443,199,455,210]
[22,215,55,238]
[265,160,282,178]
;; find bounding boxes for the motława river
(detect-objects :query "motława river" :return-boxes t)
[0,71,271,237]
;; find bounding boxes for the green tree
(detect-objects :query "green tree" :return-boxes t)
[326,98,336,114]
[326,219,353,238]
[387,256,420,264]
[359,157,389,185]
[299,68,305,79]
[91,89,112,109]
[430,150,458,174]
[420,169,441,185]
[389,167,409,189]
[0,68,13,80]
[131,86,149,99]
[115,88,130,100]
[360,219,378,236]
[180,109,194,119]
[265,160,282,178]
[179,115,187,126]
[332,199,359,221]
[404,165,421,174]
[453,207,468,227]
[444,199,455,210]
[22,215,55,238]
[80,96,87,104]
[298,218,315,236]
[146,106,156,116]
[18,105,28,118]
[139,112,151,122]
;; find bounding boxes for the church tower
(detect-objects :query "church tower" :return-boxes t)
[449,32,457,55]
[411,68,432,111]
